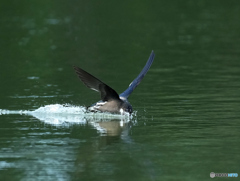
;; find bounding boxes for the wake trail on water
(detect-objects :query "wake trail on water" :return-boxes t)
[0,104,133,125]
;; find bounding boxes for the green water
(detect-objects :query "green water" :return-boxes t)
[0,1,240,180]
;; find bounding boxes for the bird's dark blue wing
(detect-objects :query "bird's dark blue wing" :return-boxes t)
[119,50,155,99]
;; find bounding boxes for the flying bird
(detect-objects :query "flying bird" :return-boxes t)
[74,50,155,114]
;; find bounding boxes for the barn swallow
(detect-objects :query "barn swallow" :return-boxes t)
[74,50,155,114]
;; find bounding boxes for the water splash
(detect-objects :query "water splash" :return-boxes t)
[0,104,133,125]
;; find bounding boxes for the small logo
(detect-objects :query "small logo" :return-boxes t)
[210,172,238,178]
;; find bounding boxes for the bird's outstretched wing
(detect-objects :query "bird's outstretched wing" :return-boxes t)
[119,50,155,99]
[73,66,120,101]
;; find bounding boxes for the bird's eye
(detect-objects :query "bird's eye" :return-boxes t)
[127,107,132,113]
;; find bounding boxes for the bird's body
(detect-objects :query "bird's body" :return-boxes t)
[74,51,155,114]
[88,100,131,114]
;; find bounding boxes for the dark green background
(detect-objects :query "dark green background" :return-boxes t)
[0,1,239,180]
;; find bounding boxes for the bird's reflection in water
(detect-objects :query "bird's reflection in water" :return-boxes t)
[28,106,134,150]
[96,119,133,146]
[29,107,133,145]
[98,119,127,136]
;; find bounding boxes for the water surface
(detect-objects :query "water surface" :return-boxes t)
[0,1,240,180]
